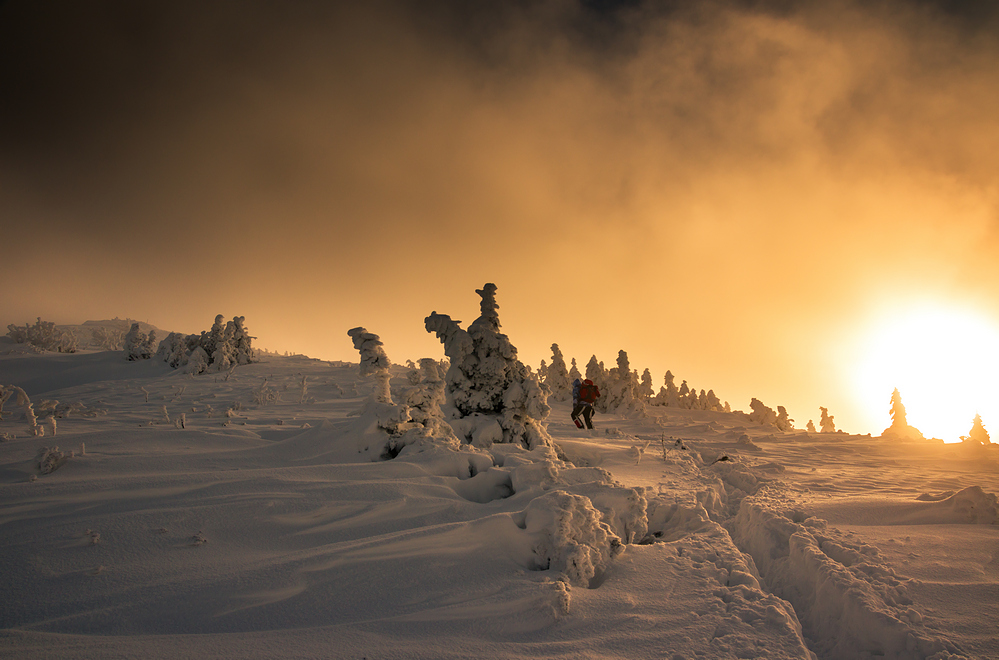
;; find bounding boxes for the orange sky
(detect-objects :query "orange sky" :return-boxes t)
[2,0,998,437]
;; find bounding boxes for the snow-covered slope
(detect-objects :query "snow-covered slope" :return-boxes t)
[1,350,996,659]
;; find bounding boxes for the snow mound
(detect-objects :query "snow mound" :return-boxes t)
[913,486,998,524]
[516,489,624,587]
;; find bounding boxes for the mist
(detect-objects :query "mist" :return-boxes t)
[2,0,998,435]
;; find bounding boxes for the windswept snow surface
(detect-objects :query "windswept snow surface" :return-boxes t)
[1,350,997,659]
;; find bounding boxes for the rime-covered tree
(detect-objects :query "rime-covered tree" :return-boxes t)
[775,406,794,432]
[600,350,644,416]
[965,413,991,445]
[882,388,924,440]
[749,398,778,427]
[545,344,571,401]
[425,283,552,450]
[568,358,582,382]
[639,369,654,400]
[806,419,816,433]
[819,407,836,433]
[347,327,394,403]
[123,323,156,361]
[705,390,722,412]
[653,371,681,407]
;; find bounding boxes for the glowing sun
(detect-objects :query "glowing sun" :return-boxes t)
[854,303,999,442]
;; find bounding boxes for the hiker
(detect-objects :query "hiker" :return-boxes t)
[571,378,600,429]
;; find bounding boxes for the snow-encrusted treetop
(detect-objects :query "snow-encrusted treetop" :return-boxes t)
[347,327,392,378]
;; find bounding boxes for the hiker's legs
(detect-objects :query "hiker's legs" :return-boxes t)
[571,404,585,426]
[582,405,594,429]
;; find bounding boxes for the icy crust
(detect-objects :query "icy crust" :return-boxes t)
[730,500,966,659]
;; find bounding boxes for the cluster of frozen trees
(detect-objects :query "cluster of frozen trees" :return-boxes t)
[540,344,734,418]
[650,371,728,412]
[127,315,254,373]
[6,318,78,353]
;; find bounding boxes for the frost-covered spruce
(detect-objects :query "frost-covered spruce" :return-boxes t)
[156,332,192,368]
[123,323,156,361]
[819,406,836,433]
[749,398,778,427]
[425,283,553,450]
[653,371,681,408]
[601,350,644,416]
[881,388,924,441]
[639,369,654,400]
[568,358,582,382]
[775,406,794,432]
[545,344,572,401]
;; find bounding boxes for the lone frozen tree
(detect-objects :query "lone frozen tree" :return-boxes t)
[819,407,836,433]
[425,283,552,450]
[347,327,393,403]
[568,358,582,382]
[882,388,923,440]
[965,413,991,445]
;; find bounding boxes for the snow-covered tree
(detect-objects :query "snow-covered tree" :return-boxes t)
[806,419,816,433]
[545,344,571,402]
[538,359,549,383]
[639,369,654,400]
[965,413,991,445]
[775,406,794,432]
[653,371,681,407]
[749,398,778,427]
[425,283,553,450]
[819,407,836,433]
[347,327,394,403]
[155,332,190,368]
[705,390,722,412]
[568,358,582,382]
[123,323,156,361]
[598,350,644,416]
[882,388,924,440]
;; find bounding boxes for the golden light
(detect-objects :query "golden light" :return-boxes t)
[853,303,999,442]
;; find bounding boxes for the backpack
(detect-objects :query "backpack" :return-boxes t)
[578,380,599,404]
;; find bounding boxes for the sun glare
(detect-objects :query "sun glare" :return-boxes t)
[854,303,999,442]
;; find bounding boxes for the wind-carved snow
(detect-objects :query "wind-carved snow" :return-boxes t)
[2,322,997,658]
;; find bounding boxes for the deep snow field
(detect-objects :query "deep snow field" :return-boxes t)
[1,346,997,660]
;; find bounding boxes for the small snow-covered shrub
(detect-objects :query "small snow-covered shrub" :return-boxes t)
[37,446,68,474]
